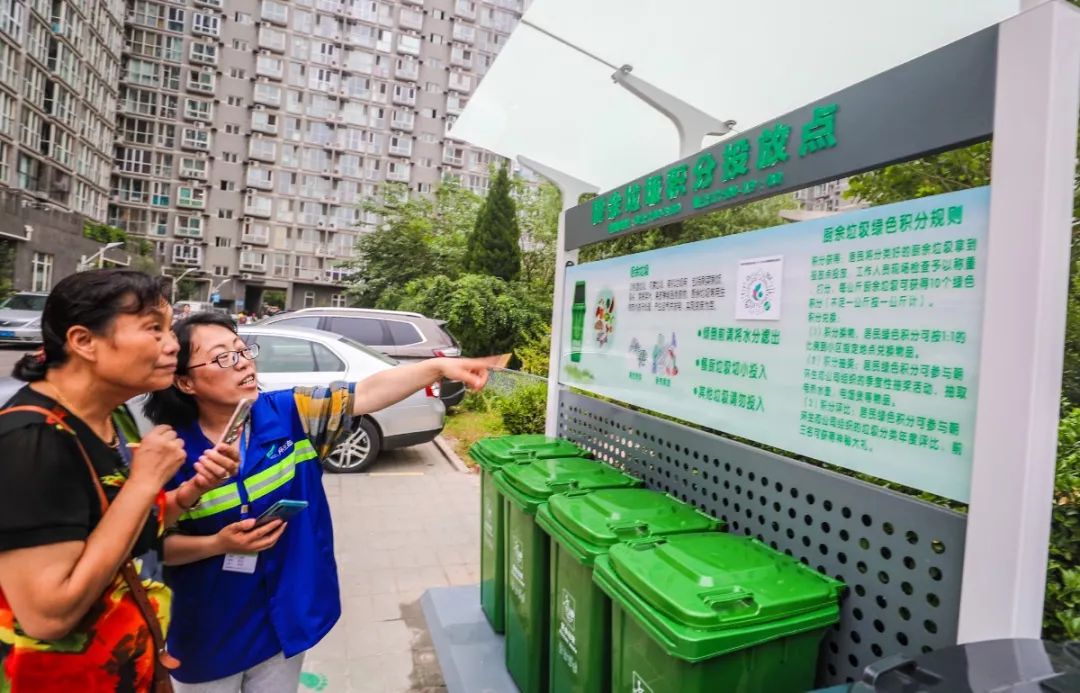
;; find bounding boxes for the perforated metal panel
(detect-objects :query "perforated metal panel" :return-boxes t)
[557,391,967,687]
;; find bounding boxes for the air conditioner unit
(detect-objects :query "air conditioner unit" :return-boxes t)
[241,273,252,280]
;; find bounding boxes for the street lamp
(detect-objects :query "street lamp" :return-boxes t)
[208,276,234,303]
[166,267,199,304]
[79,242,125,271]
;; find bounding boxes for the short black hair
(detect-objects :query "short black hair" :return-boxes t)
[13,269,168,382]
[142,312,238,429]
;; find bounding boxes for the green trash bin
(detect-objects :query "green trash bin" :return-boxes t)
[536,488,722,693]
[470,435,588,633]
[593,532,844,693]
[494,458,640,693]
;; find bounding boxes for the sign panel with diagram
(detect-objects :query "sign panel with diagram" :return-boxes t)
[559,187,990,501]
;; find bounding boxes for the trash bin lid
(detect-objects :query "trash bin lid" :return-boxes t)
[494,457,640,514]
[595,532,843,660]
[470,435,588,470]
[539,488,721,564]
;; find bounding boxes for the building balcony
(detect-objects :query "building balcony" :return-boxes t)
[244,200,273,218]
[452,23,476,44]
[180,165,209,180]
[239,254,268,273]
[388,141,412,157]
[395,62,419,81]
[398,9,423,31]
[245,170,273,191]
[386,166,410,182]
[454,0,476,21]
[250,118,278,136]
[390,114,414,132]
[242,225,270,245]
[391,91,416,107]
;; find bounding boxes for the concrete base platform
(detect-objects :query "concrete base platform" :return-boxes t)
[420,585,518,693]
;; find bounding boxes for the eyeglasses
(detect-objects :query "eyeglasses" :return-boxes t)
[188,344,260,370]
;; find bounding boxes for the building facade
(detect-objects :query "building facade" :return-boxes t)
[0,0,125,291]
[109,0,526,312]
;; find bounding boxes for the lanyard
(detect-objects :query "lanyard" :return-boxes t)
[236,426,252,516]
[114,419,134,467]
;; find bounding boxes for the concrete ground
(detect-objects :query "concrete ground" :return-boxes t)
[301,442,481,693]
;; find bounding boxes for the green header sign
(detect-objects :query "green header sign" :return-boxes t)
[592,104,839,236]
[563,26,998,250]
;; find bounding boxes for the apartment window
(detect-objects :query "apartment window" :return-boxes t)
[432,9,446,19]
[214,237,232,248]
[178,186,206,208]
[193,13,220,36]
[185,98,213,121]
[161,95,179,119]
[228,67,247,79]
[167,7,185,32]
[428,34,443,45]
[234,12,254,25]
[218,209,234,219]
[0,141,8,183]
[303,291,315,308]
[330,293,346,308]
[224,124,241,134]
[261,0,289,24]
[175,215,203,238]
[152,181,171,206]
[31,253,52,292]
[190,41,218,65]
[220,180,236,191]
[232,39,250,50]
[117,146,153,174]
[292,9,312,34]
[424,81,440,94]
[164,36,183,62]
[125,58,158,87]
[19,107,42,150]
[0,41,17,89]
[222,152,239,163]
[187,68,215,93]
[417,182,431,194]
[172,244,203,265]
[213,266,229,276]
[182,128,210,150]
[162,65,182,91]
[179,156,207,178]
[0,1,22,41]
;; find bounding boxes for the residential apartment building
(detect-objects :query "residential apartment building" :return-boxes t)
[792,178,864,214]
[0,0,128,291]
[109,0,526,312]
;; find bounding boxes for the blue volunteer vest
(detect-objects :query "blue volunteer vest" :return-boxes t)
[166,389,341,683]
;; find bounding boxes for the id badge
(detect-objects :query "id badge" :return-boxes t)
[223,553,258,574]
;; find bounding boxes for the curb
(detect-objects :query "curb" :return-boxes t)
[433,435,472,473]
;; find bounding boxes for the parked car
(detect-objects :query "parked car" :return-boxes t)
[0,325,446,473]
[256,308,467,407]
[0,292,47,345]
[236,325,445,472]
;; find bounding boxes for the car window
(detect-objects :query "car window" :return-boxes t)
[254,336,318,372]
[386,320,423,346]
[0,294,46,311]
[311,342,345,372]
[272,316,322,329]
[326,317,387,345]
[337,337,397,365]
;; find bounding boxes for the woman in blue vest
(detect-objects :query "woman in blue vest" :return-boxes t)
[143,312,491,691]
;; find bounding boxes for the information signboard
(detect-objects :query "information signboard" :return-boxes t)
[559,187,989,501]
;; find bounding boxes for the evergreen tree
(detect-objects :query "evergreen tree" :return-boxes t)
[464,166,521,281]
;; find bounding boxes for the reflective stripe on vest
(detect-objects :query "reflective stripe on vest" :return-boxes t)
[181,439,318,521]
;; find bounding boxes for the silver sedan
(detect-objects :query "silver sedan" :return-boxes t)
[236,325,445,472]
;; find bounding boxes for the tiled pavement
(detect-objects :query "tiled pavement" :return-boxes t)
[301,442,481,693]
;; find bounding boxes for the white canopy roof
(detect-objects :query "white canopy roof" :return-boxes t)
[452,0,1020,191]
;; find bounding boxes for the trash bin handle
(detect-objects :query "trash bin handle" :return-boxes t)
[860,653,927,685]
[548,480,579,492]
[608,519,649,538]
[699,587,757,611]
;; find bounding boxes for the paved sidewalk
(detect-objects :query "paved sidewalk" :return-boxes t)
[301,441,481,693]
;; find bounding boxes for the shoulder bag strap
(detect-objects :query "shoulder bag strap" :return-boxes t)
[0,404,178,691]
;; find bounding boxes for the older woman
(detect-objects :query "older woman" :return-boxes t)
[144,312,491,691]
[0,270,239,691]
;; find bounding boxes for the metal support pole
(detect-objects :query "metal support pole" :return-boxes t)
[958,0,1080,642]
[517,156,597,437]
[611,66,736,158]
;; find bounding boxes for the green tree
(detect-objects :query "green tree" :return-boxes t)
[82,221,128,244]
[342,181,481,307]
[0,239,14,299]
[464,166,521,281]
[513,179,561,297]
[395,273,546,356]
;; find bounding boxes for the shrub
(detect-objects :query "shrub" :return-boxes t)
[458,388,501,414]
[498,381,547,435]
[1045,405,1080,640]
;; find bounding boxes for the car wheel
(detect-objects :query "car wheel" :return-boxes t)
[324,416,381,473]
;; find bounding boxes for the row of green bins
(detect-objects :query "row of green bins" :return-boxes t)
[469,435,588,633]
[537,488,722,693]
[593,532,844,693]
[494,457,640,693]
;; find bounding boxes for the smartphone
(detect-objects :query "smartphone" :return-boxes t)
[220,398,253,446]
[255,499,308,526]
